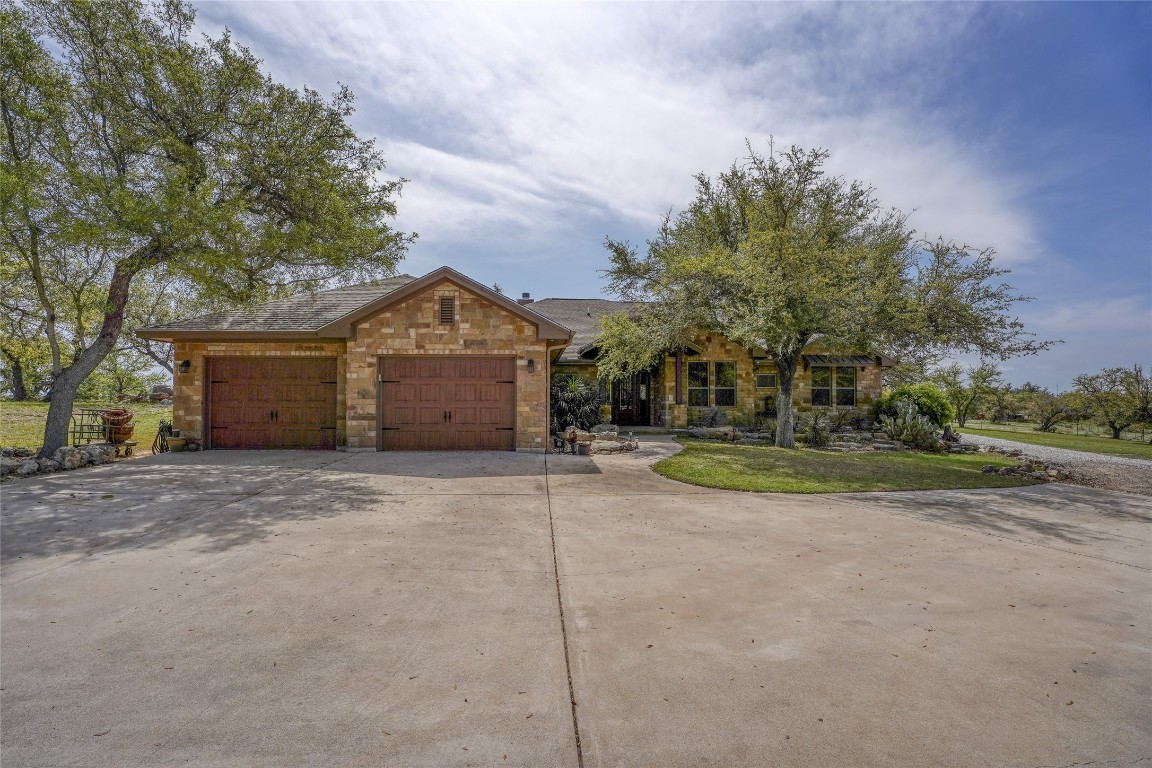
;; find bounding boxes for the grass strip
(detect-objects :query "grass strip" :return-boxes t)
[959,425,1152,460]
[653,439,1041,493]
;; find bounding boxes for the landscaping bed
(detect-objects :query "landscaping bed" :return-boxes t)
[653,438,1042,493]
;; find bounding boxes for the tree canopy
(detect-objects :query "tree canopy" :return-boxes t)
[1,0,413,454]
[601,143,1053,447]
[1073,365,1151,439]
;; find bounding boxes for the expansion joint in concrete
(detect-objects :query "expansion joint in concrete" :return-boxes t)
[544,454,586,768]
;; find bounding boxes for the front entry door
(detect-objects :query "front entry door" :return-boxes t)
[612,372,650,427]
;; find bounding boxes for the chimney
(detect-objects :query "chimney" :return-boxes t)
[517,292,533,305]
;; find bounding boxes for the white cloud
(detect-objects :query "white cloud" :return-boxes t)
[198,2,1041,263]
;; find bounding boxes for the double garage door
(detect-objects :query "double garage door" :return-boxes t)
[378,357,516,451]
[206,356,516,451]
[207,357,337,450]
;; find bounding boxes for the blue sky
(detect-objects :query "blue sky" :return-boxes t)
[195,1,1151,391]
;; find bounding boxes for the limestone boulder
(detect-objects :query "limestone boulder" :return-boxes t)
[1,456,26,476]
[53,446,84,470]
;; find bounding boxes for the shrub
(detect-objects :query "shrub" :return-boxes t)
[829,407,869,432]
[878,398,942,451]
[799,411,832,447]
[550,375,606,433]
[688,407,726,427]
[872,383,954,427]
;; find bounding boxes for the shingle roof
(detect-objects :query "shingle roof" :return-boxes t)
[143,275,418,333]
[528,298,639,363]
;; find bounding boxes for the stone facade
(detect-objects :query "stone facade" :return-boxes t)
[160,270,887,449]
[169,279,553,452]
[171,340,346,444]
[657,333,762,427]
[554,333,886,429]
[344,280,551,452]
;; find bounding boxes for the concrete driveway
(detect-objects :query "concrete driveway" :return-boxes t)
[2,440,1149,767]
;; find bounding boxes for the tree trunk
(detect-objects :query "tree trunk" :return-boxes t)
[1108,421,1127,440]
[775,354,801,448]
[1,348,29,401]
[38,260,144,456]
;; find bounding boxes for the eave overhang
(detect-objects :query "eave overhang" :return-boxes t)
[136,266,574,345]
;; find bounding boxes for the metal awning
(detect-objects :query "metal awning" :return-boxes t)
[803,354,897,367]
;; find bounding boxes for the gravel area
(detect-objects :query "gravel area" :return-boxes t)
[961,433,1152,496]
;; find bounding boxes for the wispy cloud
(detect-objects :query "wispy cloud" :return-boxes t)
[193,1,1149,387]
[199,2,1040,260]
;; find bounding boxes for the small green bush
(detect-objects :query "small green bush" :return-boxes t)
[873,383,954,427]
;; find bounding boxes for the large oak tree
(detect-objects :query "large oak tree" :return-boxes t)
[2,0,413,455]
[601,143,1053,447]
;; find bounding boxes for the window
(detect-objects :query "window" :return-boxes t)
[811,367,832,406]
[714,362,736,407]
[810,366,855,407]
[438,296,455,325]
[835,366,856,407]
[686,361,738,407]
[687,362,709,406]
[755,372,778,389]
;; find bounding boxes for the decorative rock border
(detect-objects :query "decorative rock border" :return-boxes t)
[557,425,641,455]
[1,445,120,479]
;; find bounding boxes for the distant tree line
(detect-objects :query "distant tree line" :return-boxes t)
[932,362,1152,440]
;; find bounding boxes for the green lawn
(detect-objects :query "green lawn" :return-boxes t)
[653,439,1040,493]
[959,424,1152,460]
[1,400,173,452]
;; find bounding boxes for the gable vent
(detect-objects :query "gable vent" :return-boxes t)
[438,296,455,324]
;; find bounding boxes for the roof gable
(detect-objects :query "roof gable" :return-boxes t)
[139,267,572,342]
[316,267,571,340]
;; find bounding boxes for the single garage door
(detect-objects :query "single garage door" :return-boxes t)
[207,357,338,449]
[378,357,515,450]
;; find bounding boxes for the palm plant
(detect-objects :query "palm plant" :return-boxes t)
[550,375,606,433]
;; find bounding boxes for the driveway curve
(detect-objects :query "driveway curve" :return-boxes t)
[3,440,1149,768]
[960,432,1152,496]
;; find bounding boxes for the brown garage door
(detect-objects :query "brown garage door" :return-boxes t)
[207,357,337,449]
[378,357,515,450]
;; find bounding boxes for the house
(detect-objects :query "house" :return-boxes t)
[139,266,892,451]
[530,298,894,428]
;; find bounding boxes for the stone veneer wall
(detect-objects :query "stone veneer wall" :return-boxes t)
[562,333,889,428]
[171,340,347,444]
[657,334,762,427]
[651,336,890,426]
[344,281,551,451]
[791,362,884,408]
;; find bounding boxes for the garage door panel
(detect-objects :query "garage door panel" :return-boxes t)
[207,357,336,450]
[385,383,418,403]
[378,356,516,451]
[419,407,444,425]
[478,406,504,426]
[454,383,478,402]
[419,383,445,402]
